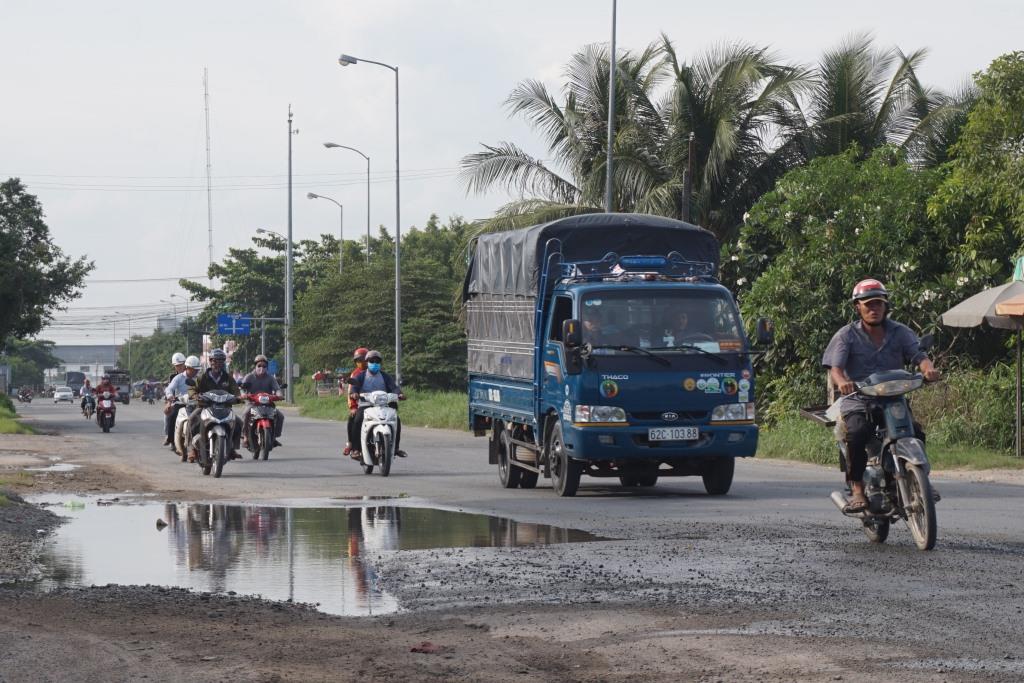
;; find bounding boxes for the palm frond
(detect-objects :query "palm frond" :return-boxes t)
[458,142,580,204]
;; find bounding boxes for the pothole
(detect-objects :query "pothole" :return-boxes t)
[31,496,607,616]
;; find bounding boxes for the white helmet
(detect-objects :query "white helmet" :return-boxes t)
[184,355,201,370]
[171,352,186,365]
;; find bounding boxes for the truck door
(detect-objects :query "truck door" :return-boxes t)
[542,295,574,412]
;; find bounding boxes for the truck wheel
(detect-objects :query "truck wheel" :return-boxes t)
[637,475,658,487]
[548,422,581,497]
[497,428,522,489]
[702,457,734,495]
[619,476,639,487]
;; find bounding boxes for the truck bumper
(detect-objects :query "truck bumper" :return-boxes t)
[562,423,758,461]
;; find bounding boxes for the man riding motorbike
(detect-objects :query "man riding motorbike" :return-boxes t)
[822,279,941,512]
[239,354,284,448]
[187,349,243,462]
[164,355,201,447]
[94,374,117,400]
[347,349,407,458]
[343,347,368,457]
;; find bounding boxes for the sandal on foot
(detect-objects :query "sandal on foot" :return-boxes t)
[846,491,869,512]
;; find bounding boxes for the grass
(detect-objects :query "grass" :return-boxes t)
[758,414,1024,471]
[293,381,468,431]
[0,407,35,435]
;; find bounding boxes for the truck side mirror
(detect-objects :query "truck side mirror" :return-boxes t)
[563,319,582,348]
[756,318,775,346]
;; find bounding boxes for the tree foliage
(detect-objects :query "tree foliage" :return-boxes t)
[0,179,92,342]
[4,338,61,388]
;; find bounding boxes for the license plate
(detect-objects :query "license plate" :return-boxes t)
[648,426,698,442]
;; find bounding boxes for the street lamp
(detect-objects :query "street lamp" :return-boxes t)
[306,192,344,274]
[323,142,371,264]
[337,52,402,383]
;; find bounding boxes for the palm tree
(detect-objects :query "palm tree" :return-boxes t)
[460,39,808,240]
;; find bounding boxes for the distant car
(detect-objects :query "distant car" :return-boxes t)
[53,387,75,403]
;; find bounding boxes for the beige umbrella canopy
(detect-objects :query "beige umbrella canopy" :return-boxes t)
[942,279,1024,458]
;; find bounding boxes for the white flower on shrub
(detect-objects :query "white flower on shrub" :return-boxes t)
[742,212,750,224]
[730,254,739,262]
[956,276,969,287]
[737,277,747,286]
[918,289,937,303]
[785,211,794,221]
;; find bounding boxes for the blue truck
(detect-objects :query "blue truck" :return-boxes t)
[463,213,773,497]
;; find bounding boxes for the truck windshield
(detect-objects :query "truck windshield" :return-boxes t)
[580,290,744,354]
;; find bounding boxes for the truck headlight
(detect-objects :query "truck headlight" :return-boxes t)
[574,405,627,423]
[711,403,755,422]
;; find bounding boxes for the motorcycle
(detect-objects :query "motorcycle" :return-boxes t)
[357,391,400,476]
[242,391,281,461]
[194,389,240,478]
[96,391,116,433]
[17,390,32,404]
[826,368,940,551]
[171,398,193,462]
[82,395,95,420]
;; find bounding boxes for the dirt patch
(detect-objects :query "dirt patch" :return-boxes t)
[0,490,62,583]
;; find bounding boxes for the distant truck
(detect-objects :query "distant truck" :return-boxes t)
[463,213,773,497]
[107,369,131,404]
[65,371,86,396]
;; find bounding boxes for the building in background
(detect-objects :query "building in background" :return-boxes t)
[44,345,120,387]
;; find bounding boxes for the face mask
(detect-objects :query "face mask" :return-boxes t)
[367,362,381,373]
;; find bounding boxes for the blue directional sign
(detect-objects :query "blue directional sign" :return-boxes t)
[267,359,279,376]
[216,313,252,336]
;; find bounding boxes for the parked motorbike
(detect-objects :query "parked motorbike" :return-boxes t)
[96,391,116,433]
[242,391,281,461]
[357,391,400,476]
[826,369,940,551]
[82,395,95,420]
[194,389,240,478]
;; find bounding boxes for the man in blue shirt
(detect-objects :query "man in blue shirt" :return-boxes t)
[822,279,940,511]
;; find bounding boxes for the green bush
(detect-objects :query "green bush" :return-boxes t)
[0,394,14,414]
[911,364,1016,452]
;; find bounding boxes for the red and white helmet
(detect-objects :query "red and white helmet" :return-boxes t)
[851,278,889,303]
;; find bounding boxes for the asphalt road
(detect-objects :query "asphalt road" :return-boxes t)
[16,398,1023,539]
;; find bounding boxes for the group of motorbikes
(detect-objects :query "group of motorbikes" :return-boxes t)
[78,391,117,432]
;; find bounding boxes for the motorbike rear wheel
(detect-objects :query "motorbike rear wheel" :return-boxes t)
[904,463,937,551]
[862,516,890,543]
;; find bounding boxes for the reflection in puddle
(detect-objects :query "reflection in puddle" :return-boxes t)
[37,501,605,616]
[25,463,81,473]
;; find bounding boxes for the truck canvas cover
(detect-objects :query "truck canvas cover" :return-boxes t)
[464,213,719,379]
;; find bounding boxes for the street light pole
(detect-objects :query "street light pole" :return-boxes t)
[604,0,617,213]
[338,53,402,383]
[285,106,297,404]
[323,142,371,264]
[307,192,344,274]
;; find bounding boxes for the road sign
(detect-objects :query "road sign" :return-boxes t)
[216,313,252,336]
[267,359,279,376]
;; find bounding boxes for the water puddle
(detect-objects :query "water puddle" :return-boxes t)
[25,463,81,473]
[33,497,605,616]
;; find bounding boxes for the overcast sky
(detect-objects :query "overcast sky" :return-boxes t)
[3,0,1019,345]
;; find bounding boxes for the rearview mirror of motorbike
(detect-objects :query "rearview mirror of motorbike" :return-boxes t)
[756,317,775,347]
[562,319,582,348]
[279,383,288,389]
[919,333,935,352]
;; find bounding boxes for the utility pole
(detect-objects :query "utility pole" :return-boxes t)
[604,0,617,213]
[204,68,214,276]
[285,106,297,403]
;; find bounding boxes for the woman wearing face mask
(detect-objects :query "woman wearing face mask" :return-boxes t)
[343,348,369,456]
[240,354,285,448]
[346,349,407,458]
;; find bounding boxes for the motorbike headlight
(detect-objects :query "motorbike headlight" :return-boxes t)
[574,405,627,423]
[374,394,389,407]
[259,395,270,404]
[858,378,923,397]
[711,403,755,422]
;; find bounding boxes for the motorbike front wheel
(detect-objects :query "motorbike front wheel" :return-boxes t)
[213,435,227,478]
[904,463,937,551]
[378,432,392,477]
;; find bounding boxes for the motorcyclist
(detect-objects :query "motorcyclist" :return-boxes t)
[240,354,284,448]
[343,347,369,457]
[822,279,941,512]
[164,355,201,447]
[347,350,406,458]
[79,380,93,413]
[187,348,243,462]
[93,374,117,400]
